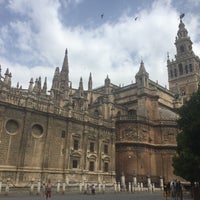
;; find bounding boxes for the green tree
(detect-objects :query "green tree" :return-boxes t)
[172,87,200,183]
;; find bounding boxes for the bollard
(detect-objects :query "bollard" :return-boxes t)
[98,183,101,193]
[152,183,155,192]
[132,182,135,192]
[103,182,105,194]
[0,181,2,193]
[138,182,140,191]
[57,180,60,193]
[129,182,131,192]
[62,182,66,194]
[79,182,82,193]
[37,180,41,195]
[30,182,34,195]
[141,182,143,191]
[114,182,117,193]
[5,179,10,195]
[117,182,121,192]
[160,176,164,190]
[84,181,87,194]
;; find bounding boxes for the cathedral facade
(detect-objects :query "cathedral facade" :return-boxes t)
[0,19,199,186]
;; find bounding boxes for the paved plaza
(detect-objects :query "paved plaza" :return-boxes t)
[0,191,193,200]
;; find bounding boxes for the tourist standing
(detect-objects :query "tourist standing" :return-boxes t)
[46,179,52,200]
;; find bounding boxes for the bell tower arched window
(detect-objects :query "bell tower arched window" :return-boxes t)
[180,45,184,53]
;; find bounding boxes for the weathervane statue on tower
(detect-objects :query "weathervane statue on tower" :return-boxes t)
[180,13,185,20]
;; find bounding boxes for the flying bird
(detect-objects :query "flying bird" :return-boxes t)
[101,14,104,19]
[134,17,138,21]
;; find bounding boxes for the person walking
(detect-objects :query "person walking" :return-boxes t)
[91,184,95,194]
[46,179,52,200]
[42,182,46,200]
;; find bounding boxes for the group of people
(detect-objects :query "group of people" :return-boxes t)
[164,180,183,200]
[42,179,52,200]
[87,184,96,194]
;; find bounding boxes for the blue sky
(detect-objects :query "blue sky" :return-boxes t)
[0,0,200,90]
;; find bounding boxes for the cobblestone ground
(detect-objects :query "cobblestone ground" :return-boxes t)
[0,191,193,200]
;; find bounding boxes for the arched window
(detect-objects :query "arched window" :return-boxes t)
[128,109,137,119]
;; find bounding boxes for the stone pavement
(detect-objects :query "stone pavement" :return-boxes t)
[0,191,193,200]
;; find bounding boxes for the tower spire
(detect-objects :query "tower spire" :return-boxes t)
[167,18,200,101]
[135,61,149,87]
[78,77,84,97]
[88,72,92,91]
[60,48,69,90]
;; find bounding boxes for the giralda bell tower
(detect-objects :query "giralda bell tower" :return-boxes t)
[167,18,200,102]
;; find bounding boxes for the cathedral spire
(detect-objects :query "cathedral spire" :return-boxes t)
[28,78,34,92]
[78,77,84,97]
[4,68,12,87]
[51,67,59,90]
[42,77,47,94]
[60,48,69,89]
[88,72,92,91]
[135,61,149,87]
[79,77,83,91]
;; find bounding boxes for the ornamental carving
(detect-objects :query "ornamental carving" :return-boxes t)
[121,128,138,140]
[88,133,97,140]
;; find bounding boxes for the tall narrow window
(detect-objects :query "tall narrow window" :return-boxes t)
[104,162,109,172]
[72,160,78,168]
[74,139,79,150]
[89,161,95,171]
[90,142,94,152]
[180,45,184,53]
[189,64,193,72]
[104,144,108,154]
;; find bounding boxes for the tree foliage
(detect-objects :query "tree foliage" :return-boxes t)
[172,87,200,183]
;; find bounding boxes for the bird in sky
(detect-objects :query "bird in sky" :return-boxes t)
[101,14,104,19]
[134,17,138,21]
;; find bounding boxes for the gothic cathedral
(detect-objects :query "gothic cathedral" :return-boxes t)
[0,19,199,186]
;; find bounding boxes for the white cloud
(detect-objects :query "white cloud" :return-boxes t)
[1,0,200,90]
